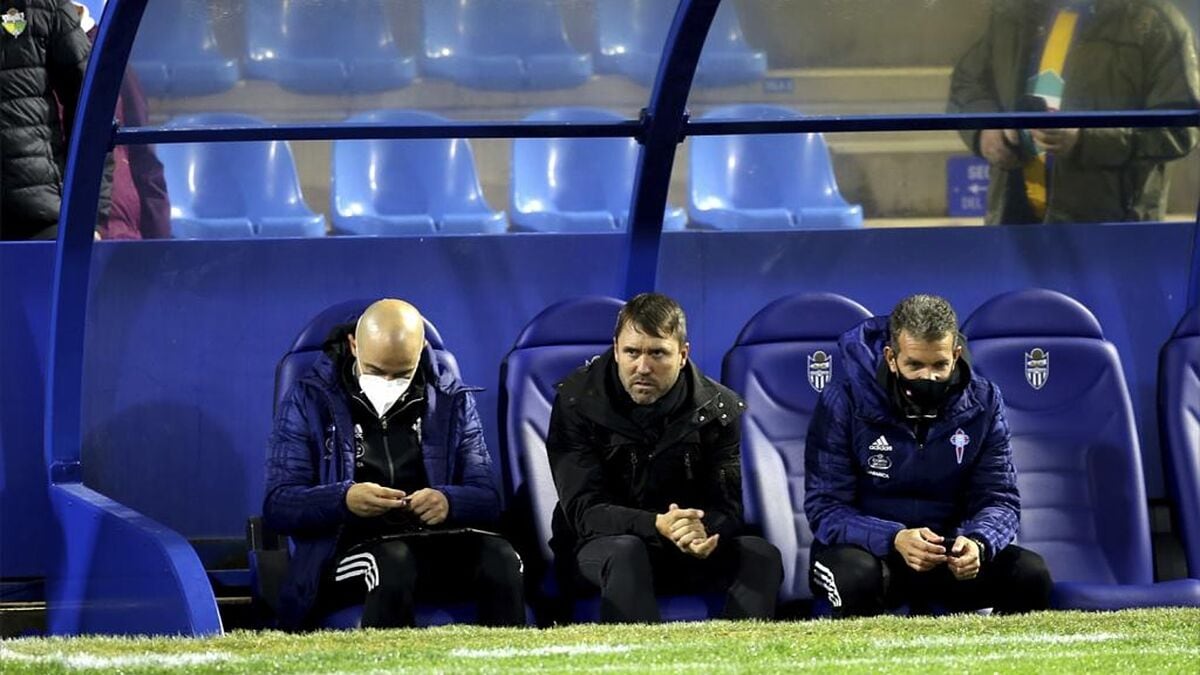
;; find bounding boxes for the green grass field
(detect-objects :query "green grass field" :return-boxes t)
[1,608,1197,673]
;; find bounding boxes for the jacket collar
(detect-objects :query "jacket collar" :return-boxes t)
[563,348,743,450]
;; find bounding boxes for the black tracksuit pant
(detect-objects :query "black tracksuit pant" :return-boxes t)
[314,530,526,627]
[574,534,782,623]
[809,541,1052,617]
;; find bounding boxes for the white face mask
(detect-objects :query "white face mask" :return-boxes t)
[358,372,412,417]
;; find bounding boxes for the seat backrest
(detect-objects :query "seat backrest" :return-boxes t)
[158,114,312,221]
[500,296,625,562]
[333,110,492,219]
[721,293,872,602]
[246,0,398,62]
[962,289,1152,586]
[274,299,458,414]
[1159,305,1200,578]
[422,0,576,57]
[512,108,637,220]
[596,0,754,60]
[129,0,224,59]
[690,105,844,212]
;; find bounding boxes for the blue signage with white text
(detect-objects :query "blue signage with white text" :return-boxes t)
[947,156,990,217]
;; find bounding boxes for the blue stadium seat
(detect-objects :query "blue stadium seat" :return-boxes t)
[1158,305,1200,579]
[511,108,687,232]
[244,0,415,95]
[127,0,239,97]
[420,0,592,90]
[331,111,507,236]
[721,293,872,605]
[689,105,863,230]
[255,300,472,629]
[500,296,722,623]
[158,114,325,239]
[595,0,766,87]
[962,289,1200,609]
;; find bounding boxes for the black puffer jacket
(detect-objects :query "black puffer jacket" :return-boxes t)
[547,349,747,555]
[0,0,91,240]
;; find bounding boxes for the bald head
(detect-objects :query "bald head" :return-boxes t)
[349,299,425,380]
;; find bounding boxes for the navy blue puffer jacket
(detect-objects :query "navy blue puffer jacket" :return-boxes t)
[804,316,1019,560]
[264,341,498,629]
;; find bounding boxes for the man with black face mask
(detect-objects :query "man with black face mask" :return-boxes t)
[804,294,1052,617]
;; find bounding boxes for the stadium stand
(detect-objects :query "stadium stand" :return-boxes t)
[595,0,766,88]
[158,113,326,238]
[689,105,863,230]
[511,108,687,232]
[331,110,507,235]
[243,0,415,95]
[419,0,592,90]
[127,0,239,97]
[963,290,1200,610]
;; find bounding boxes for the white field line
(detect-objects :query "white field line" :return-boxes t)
[870,631,1128,648]
[0,647,237,669]
[510,647,1200,673]
[451,644,637,659]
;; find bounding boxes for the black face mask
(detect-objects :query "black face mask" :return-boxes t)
[895,372,954,412]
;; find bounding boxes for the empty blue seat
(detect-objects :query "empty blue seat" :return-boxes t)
[1159,305,1200,579]
[500,296,721,622]
[256,300,473,629]
[721,293,872,605]
[689,105,863,230]
[595,0,766,88]
[331,111,506,236]
[420,0,591,90]
[962,289,1200,609]
[158,114,325,239]
[128,0,239,97]
[244,0,415,95]
[511,108,687,232]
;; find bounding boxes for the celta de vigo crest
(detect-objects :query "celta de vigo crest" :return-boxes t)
[808,350,832,392]
[1025,348,1049,390]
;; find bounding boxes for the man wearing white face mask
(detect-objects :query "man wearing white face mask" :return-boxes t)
[265,299,525,630]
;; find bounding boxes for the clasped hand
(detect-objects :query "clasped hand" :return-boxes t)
[656,503,719,559]
[893,527,980,580]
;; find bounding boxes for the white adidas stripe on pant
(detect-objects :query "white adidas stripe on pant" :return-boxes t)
[335,552,380,592]
[812,560,843,608]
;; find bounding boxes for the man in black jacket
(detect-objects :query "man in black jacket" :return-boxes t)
[0,0,93,240]
[547,293,782,623]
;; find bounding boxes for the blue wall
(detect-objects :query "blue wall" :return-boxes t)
[1,223,1194,578]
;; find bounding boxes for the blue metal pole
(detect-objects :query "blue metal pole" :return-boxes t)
[45,0,148,481]
[623,0,722,297]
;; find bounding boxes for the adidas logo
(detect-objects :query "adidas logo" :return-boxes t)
[869,435,893,452]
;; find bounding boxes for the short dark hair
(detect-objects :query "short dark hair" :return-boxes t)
[614,293,688,346]
[889,294,960,350]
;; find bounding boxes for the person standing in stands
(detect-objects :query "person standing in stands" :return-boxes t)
[948,0,1200,224]
[0,0,96,240]
[265,299,525,630]
[805,294,1052,617]
[547,293,782,623]
[70,0,169,239]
